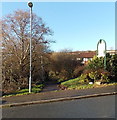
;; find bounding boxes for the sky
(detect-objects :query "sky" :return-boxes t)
[1,2,115,52]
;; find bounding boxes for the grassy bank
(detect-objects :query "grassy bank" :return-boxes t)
[60,78,117,90]
[3,84,44,97]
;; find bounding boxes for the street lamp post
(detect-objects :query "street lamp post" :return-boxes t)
[28,2,33,93]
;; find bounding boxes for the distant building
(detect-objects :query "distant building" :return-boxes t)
[70,51,96,64]
[69,50,117,64]
[106,50,117,55]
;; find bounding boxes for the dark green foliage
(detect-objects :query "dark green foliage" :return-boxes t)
[86,56,104,70]
[85,54,117,83]
[108,54,117,82]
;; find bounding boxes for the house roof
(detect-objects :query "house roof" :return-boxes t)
[78,52,96,58]
[70,51,96,58]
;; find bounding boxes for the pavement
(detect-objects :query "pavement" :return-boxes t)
[1,85,117,108]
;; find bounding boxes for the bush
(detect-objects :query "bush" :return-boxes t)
[86,56,104,70]
[78,74,89,83]
[86,70,110,83]
[73,66,85,77]
[100,71,110,83]
[88,71,99,82]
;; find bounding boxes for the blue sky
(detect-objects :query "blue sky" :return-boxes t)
[2,2,115,51]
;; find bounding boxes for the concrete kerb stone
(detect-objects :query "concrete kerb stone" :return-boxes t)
[1,92,117,108]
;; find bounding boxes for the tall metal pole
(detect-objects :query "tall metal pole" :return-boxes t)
[28,2,33,93]
[41,55,45,82]
[103,40,107,71]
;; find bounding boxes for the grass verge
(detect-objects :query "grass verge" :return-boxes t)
[3,84,44,97]
[60,78,117,90]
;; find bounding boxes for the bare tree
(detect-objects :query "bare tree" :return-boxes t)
[2,10,53,93]
[48,50,82,82]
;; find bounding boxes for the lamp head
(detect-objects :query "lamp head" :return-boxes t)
[28,2,33,8]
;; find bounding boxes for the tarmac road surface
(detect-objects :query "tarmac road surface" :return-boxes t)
[2,85,116,105]
[2,95,116,118]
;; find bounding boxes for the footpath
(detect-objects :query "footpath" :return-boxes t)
[1,85,117,108]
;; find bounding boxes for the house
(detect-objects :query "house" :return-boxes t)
[69,50,117,64]
[70,51,96,64]
[106,50,117,55]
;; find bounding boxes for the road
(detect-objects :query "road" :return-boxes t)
[2,95,116,118]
